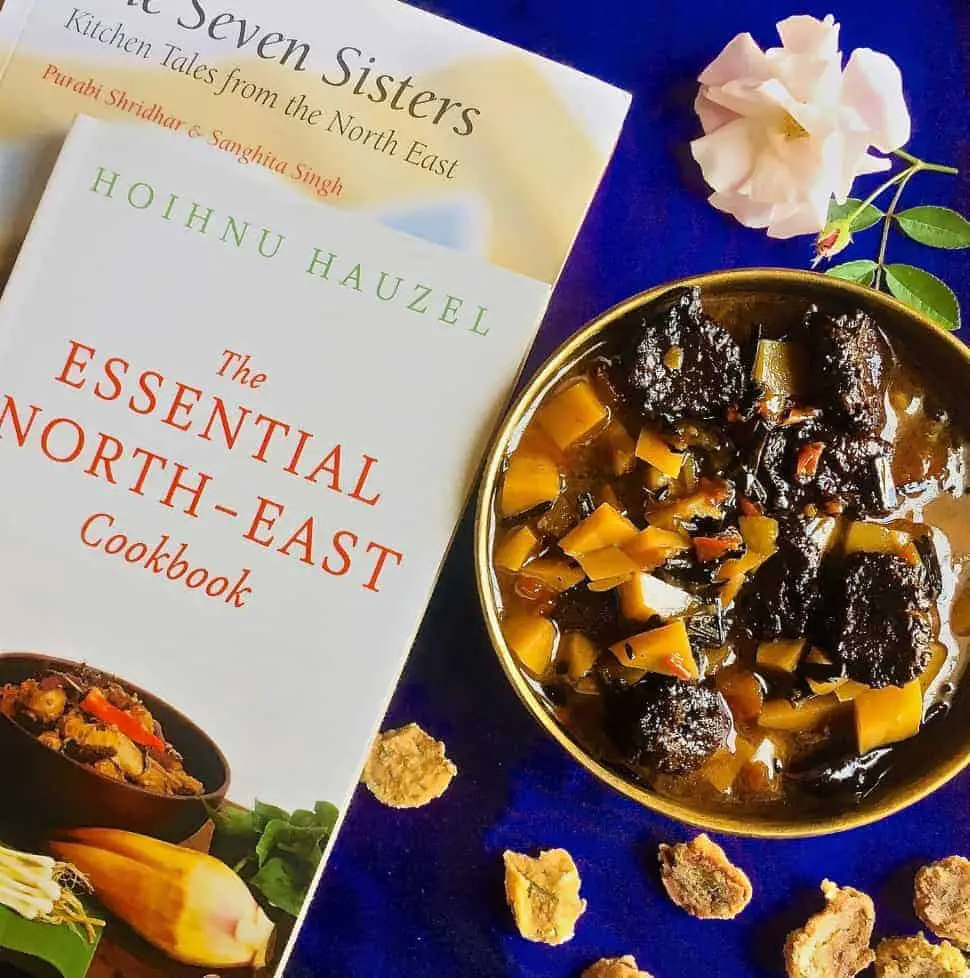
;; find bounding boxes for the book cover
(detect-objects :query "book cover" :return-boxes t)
[0,112,576,976]
[0,0,630,281]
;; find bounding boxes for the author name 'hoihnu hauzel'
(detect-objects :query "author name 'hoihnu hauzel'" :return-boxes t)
[89,165,492,337]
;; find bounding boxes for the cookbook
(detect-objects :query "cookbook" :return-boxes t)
[0,0,629,283]
[0,100,623,977]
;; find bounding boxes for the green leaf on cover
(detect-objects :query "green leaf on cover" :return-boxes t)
[0,904,101,978]
[896,206,970,249]
[249,857,308,918]
[827,198,884,232]
[825,259,878,286]
[885,264,961,330]
[252,800,290,832]
[207,802,258,838]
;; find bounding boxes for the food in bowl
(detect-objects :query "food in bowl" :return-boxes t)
[488,287,970,817]
[0,667,204,797]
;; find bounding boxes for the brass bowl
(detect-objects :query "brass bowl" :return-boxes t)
[475,268,970,839]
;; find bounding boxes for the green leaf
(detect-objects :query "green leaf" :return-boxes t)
[885,264,961,330]
[252,800,290,832]
[313,800,339,833]
[896,205,970,249]
[208,803,258,839]
[828,198,884,232]
[249,857,309,918]
[0,904,101,978]
[288,809,318,828]
[255,818,290,869]
[825,259,877,286]
[256,819,331,869]
[208,797,339,918]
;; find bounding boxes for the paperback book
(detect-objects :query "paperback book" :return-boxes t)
[0,0,629,282]
[0,98,624,978]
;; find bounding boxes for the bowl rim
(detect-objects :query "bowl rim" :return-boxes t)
[474,267,970,839]
[0,649,231,803]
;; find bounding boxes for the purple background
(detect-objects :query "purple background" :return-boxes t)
[289,2,970,976]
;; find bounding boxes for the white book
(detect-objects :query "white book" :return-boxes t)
[0,114,602,976]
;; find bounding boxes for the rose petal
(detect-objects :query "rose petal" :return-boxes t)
[699,32,769,86]
[766,187,831,238]
[703,78,787,119]
[708,191,776,229]
[740,139,813,203]
[774,14,840,60]
[835,134,891,199]
[691,117,764,194]
[695,90,737,134]
[769,51,843,106]
[842,48,911,151]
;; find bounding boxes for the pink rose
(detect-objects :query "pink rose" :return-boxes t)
[691,15,911,238]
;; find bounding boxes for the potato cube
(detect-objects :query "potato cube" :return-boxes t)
[576,547,639,584]
[644,466,671,493]
[646,482,729,530]
[717,549,772,582]
[739,515,779,555]
[756,640,805,674]
[515,421,562,460]
[598,484,624,513]
[854,681,923,753]
[716,668,765,721]
[835,680,872,703]
[743,737,784,796]
[604,421,637,476]
[535,378,609,451]
[843,521,912,557]
[807,676,848,696]
[520,557,585,593]
[558,633,599,682]
[609,619,698,681]
[588,575,636,593]
[635,428,686,479]
[619,573,693,622]
[804,649,847,696]
[719,573,747,609]
[623,526,691,569]
[500,453,561,518]
[758,695,843,732]
[702,737,756,794]
[503,616,558,676]
[560,503,639,557]
[495,526,540,573]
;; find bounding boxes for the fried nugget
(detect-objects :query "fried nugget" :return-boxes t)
[504,848,586,945]
[785,880,876,978]
[582,955,654,977]
[658,834,752,920]
[875,933,969,977]
[915,857,970,950]
[362,723,457,809]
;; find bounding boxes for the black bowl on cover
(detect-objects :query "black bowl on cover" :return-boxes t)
[0,652,230,843]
